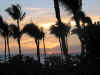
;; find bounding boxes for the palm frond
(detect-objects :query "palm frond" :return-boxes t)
[22,23,44,40]
[20,12,26,20]
[6,7,17,20]
[59,0,82,14]
[0,15,3,25]
[71,28,83,37]
[13,5,21,18]
[0,22,9,37]
[39,31,45,40]
[22,23,39,37]
[5,4,25,21]
[50,21,70,38]
[9,24,20,39]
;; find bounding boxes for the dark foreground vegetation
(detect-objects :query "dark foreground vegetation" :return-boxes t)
[0,54,100,75]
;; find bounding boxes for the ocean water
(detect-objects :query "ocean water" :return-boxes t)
[0,53,79,63]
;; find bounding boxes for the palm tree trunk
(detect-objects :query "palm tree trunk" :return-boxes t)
[59,37,63,63]
[17,20,20,31]
[17,20,22,57]
[17,38,22,57]
[74,15,86,59]
[81,44,85,56]
[65,37,69,51]
[80,36,86,57]
[43,37,47,64]
[7,36,11,59]
[74,15,81,28]
[4,38,7,63]
[35,39,40,63]
[59,37,62,53]
[54,0,69,61]
[61,36,68,61]
[54,0,61,22]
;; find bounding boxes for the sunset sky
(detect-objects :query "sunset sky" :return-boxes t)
[0,0,100,55]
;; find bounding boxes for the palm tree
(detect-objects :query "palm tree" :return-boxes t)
[71,16,92,57]
[71,27,86,57]
[6,4,26,57]
[22,23,44,63]
[0,16,7,63]
[9,24,23,55]
[58,0,91,58]
[0,16,11,62]
[50,21,70,61]
[82,16,92,26]
[54,0,61,22]
[53,0,71,61]
[0,30,7,63]
[58,0,83,28]
[40,27,47,64]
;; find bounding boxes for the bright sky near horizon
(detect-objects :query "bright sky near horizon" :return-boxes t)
[0,0,100,54]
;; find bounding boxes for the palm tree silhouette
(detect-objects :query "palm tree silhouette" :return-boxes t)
[85,23,100,60]
[40,27,47,64]
[53,0,71,61]
[22,23,44,63]
[50,21,70,61]
[9,24,22,56]
[54,0,61,22]
[71,16,92,57]
[71,27,86,56]
[58,0,91,58]
[6,4,26,57]
[0,16,11,62]
[59,0,83,28]
[82,16,92,26]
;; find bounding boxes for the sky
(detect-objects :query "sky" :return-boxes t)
[0,0,100,55]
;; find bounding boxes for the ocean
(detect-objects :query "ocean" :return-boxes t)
[0,53,80,63]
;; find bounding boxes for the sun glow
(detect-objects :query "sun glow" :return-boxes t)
[40,23,55,29]
[71,21,76,26]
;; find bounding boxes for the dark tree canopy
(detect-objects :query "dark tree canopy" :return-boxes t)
[59,0,82,14]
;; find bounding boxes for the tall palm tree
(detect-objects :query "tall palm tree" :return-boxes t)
[58,0,83,28]
[5,23,11,60]
[9,24,22,56]
[71,17,92,57]
[71,27,86,56]
[0,16,11,62]
[54,0,61,22]
[0,16,7,63]
[40,27,47,64]
[6,4,26,57]
[53,0,71,61]
[50,22,70,61]
[58,0,90,57]
[22,23,44,63]
[0,29,7,63]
